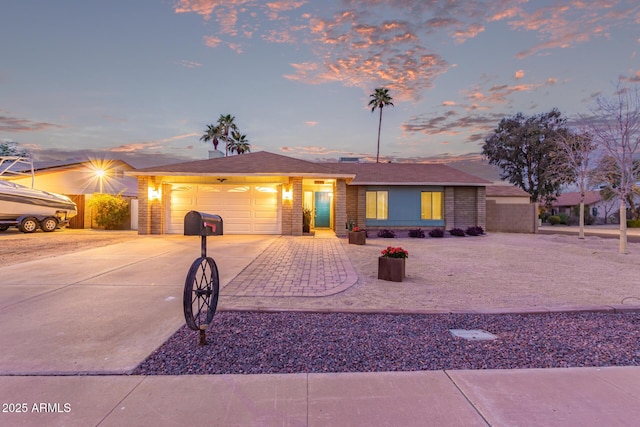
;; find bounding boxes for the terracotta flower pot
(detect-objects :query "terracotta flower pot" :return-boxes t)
[348,231,366,245]
[378,256,405,282]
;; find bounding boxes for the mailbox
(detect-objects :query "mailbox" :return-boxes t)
[184,211,223,236]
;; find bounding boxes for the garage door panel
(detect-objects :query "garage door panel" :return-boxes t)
[166,183,281,234]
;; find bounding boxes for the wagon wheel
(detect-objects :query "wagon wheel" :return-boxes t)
[183,256,219,331]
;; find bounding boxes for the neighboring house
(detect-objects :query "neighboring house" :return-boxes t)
[128,151,491,236]
[5,159,137,229]
[550,191,608,223]
[486,185,531,204]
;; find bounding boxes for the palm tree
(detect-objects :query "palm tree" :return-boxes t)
[229,130,251,154]
[216,114,237,156]
[368,87,394,163]
[200,124,220,150]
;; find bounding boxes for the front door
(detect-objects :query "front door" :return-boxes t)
[314,192,331,228]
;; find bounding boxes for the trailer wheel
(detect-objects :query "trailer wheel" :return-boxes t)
[0,225,9,232]
[41,217,58,232]
[19,217,39,233]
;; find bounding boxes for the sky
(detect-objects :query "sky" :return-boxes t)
[1,0,639,177]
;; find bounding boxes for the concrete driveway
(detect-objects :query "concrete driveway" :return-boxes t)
[0,235,276,375]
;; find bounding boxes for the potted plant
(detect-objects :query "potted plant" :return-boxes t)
[303,208,312,233]
[348,226,366,245]
[378,246,408,282]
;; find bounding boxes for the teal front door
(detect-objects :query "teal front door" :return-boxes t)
[314,192,331,228]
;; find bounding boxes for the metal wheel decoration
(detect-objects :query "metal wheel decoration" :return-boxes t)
[183,256,219,331]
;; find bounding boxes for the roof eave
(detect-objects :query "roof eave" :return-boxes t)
[349,181,488,186]
[126,171,355,179]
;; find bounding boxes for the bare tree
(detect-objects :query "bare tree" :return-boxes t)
[586,83,640,254]
[550,129,597,238]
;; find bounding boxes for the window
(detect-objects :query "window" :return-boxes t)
[421,191,443,220]
[366,191,388,219]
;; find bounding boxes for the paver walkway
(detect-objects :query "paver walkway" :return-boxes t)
[222,232,358,297]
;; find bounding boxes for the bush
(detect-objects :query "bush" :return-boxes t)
[465,226,484,236]
[627,220,640,228]
[89,193,129,230]
[377,229,396,238]
[547,215,561,225]
[428,228,444,238]
[408,228,425,238]
[558,212,570,225]
[449,228,465,237]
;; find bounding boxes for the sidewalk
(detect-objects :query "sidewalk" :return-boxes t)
[1,232,639,426]
[2,367,640,426]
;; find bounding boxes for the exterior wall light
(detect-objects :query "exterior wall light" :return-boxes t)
[282,187,293,201]
[148,187,162,201]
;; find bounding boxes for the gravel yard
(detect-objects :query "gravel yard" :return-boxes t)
[134,310,640,375]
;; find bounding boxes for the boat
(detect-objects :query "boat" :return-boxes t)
[0,180,77,232]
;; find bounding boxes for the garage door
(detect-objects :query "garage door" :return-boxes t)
[166,184,281,234]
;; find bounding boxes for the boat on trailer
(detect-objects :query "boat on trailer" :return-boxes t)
[0,180,78,232]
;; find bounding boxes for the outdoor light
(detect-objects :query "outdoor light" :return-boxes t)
[95,168,105,193]
[148,186,161,200]
[282,187,293,201]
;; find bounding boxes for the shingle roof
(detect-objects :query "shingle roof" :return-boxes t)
[486,185,531,198]
[130,151,350,177]
[552,191,603,207]
[327,162,491,186]
[129,151,490,185]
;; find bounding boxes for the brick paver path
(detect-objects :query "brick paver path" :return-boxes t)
[222,234,358,297]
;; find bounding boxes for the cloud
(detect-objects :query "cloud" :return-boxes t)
[110,133,200,153]
[621,70,640,83]
[0,114,65,133]
[175,0,640,99]
[304,121,319,127]
[402,110,505,143]
[177,59,203,68]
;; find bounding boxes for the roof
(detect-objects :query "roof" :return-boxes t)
[486,185,531,198]
[552,191,603,207]
[129,151,351,178]
[328,162,491,186]
[128,151,491,186]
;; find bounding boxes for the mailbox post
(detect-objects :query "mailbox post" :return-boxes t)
[182,211,223,344]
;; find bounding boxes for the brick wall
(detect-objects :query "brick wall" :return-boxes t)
[486,200,538,233]
[334,179,347,237]
[444,187,455,229]
[138,177,150,234]
[281,180,293,235]
[292,177,303,236]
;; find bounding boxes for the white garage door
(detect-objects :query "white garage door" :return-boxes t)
[166,184,281,234]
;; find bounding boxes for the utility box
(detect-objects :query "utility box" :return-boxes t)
[184,211,223,236]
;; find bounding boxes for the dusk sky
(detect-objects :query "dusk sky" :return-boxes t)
[1,0,639,172]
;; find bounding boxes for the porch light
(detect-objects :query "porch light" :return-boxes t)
[148,186,162,201]
[282,187,293,201]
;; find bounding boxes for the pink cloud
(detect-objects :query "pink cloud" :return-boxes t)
[515,69,525,79]
[0,114,65,133]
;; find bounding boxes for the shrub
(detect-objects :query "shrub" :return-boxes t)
[377,229,396,238]
[547,215,561,225]
[558,212,570,225]
[449,228,465,237]
[627,220,640,228]
[465,226,484,236]
[408,228,425,238]
[89,193,129,230]
[428,228,444,238]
